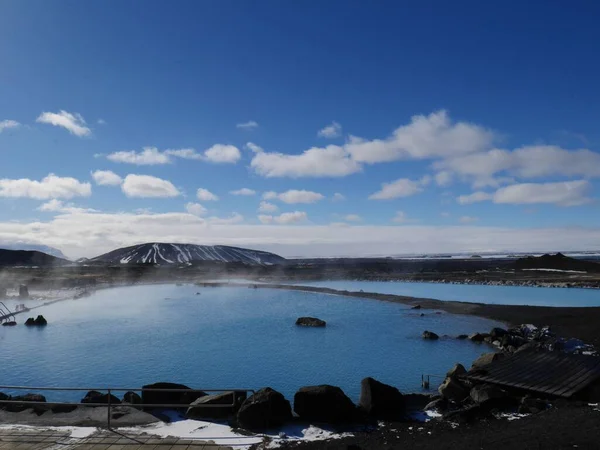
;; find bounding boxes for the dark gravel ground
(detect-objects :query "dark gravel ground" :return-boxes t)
[279,402,600,449]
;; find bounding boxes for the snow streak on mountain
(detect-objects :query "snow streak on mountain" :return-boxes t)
[90,243,285,265]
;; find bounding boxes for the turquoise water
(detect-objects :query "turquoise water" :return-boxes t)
[296,280,600,307]
[0,284,502,402]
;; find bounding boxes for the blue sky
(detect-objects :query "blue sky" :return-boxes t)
[1,0,600,258]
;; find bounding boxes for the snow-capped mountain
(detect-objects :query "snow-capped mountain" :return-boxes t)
[90,243,286,265]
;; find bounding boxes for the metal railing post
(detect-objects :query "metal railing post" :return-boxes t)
[107,389,112,429]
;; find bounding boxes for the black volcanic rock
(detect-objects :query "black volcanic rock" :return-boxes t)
[90,242,285,265]
[422,330,439,340]
[358,377,404,419]
[237,387,292,431]
[294,385,360,424]
[296,317,326,327]
[141,382,206,408]
[513,253,600,272]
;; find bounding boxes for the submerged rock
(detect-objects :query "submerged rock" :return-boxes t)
[422,330,439,340]
[295,317,326,327]
[186,391,247,420]
[358,377,404,419]
[294,385,360,424]
[457,334,468,340]
[237,387,292,431]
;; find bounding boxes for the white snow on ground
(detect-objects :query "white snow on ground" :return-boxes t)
[0,424,97,438]
[522,268,587,273]
[497,413,529,421]
[118,415,354,449]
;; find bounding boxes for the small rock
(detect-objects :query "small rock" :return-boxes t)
[295,317,327,327]
[294,385,360,424]
[438,377,469,403]
[446,363,466,379]
[469,333,486,342]
[422,330,439,340]
[457,334,468,340]
[489,327,508,340]
[237,387,292,431]
[471,352,505,369]
[122,391,142,405]
[358,377,404,419]
[470,384,506,404]
[518,396,548,414]
[411,305,422,309]
[81,390,121,406]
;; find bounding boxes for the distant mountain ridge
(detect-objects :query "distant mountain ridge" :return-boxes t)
[90,242,286,265]
[0,243,67,259]
[513,253,600,272]
[0,249,68,266]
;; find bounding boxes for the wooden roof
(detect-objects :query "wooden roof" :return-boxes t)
[464,350,600,398]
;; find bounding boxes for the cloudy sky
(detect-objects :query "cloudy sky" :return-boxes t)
[1,1,600,259]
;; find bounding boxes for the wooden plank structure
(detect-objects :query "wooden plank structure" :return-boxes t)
[464,350,600,398]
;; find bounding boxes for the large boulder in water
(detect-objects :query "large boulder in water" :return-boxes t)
[236,387,292,431]
[34,315,47,325]
[81,390,121,406]
[141,382,206,408]
[295,317,326,327]
[186,391,247,420]
[294,385,360,424]
[358,377,404,419]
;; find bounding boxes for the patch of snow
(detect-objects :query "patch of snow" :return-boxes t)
[497,413,529,421]
[522,268,587,273]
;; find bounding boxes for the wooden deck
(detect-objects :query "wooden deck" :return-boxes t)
[465,349,600,397]
[0,428,234,450]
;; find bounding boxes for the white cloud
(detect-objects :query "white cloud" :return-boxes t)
[7,209,600,260]
[97,119,106,125]
[208,213,244,225]
[164,148,202,160]
[440,212,450,217]
[37,199,96,214]
[258,201,278,213]
[392,211,410,223]
[36,110,91,137]
[493,180,592,206]
[332,193,346,202]
[185,202,207,216]
[435,145,600,187]
[346,110,493,163]
[0,120,20,133]
[258,211,307,225]
[164,145,241,164]
[457,191,493,205]
[459,216,479,224]
[107,147,171,165]
[237,121,258,130]
[230,188,256,196]
[318,121,342,138]
[251,145,360,178]
[434,171,453,187]
[245,142,264,153]
[344,214,362,222]
[263,189,324,204]
[369,176,429,200]
[196,188,219,201]
[91,170,123,186]
[37,199,65,212]
[121,174,180,198]
[203,144,241,164]
[0,174,91,199]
